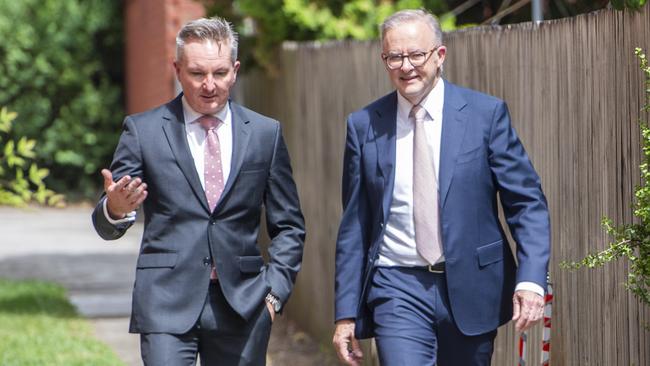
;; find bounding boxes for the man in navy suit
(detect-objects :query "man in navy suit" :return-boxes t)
[92,17,305,365]
[332,9,550,366]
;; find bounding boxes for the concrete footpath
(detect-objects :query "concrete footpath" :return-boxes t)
[0,206,336,366]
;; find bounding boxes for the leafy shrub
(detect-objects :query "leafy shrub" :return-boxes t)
[0,0,123,198]
[0,107,64,207]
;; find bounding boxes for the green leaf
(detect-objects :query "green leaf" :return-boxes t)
[439,13,457,32]
[0,107,17,133]
[16,137,36,158]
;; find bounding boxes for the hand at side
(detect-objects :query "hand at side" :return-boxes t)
[333,319,363,366]
[512,290,545,333]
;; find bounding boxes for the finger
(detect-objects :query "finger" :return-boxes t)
[334,340,348,364]
[126,181,145,199]
[124,177,142,194]
[334,335,354,365]
[512,296,521,321]
[131,191,148,207]
[519,304,542,332]
[350,337,363,359]
[520,316,537,332]
[101,169,114,191]
[113,175,132,192]
[129,185,148,205]
[348,356,361,366]
[515,306,529,332]
[515,316,524,332]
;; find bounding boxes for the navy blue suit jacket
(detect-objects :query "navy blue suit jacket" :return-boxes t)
[334,81,550,338]
[92,95,305,334]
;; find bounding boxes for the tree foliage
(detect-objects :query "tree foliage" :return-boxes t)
[0,107,64,207]
[563,48,650,307]
[204,0,650,72]
[203,0,454,72]
[610,0,648,10]
[0,0,123,198]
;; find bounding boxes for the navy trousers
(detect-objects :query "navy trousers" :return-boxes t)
[367,267,497,366]
[140,282,273,366]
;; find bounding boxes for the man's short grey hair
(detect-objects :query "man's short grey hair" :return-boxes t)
[176,17,239,62]
[380,9,443,45]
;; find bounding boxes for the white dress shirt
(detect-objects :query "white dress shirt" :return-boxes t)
[376,80,544,296]
[103,98,234,224]
[376,79,444,267]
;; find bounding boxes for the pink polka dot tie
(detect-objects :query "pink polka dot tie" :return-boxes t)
[199,115,224,281]
[199,115,225,212]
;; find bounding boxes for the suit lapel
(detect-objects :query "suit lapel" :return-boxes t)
[439,82,469,208]
[371,92,397,222]
[162,94,211,212]
[216,101,251,211]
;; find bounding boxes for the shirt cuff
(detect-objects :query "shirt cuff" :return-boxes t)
[515,281,545,297]
[102,197,136,225]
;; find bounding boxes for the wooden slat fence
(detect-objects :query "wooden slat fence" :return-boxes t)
[234,6,650,365]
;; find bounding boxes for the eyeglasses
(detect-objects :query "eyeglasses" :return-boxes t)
[382,46,441,70]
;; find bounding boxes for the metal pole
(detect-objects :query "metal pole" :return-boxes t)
[531,0,543,21]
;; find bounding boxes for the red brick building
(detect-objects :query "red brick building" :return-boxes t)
[125,0,205,114]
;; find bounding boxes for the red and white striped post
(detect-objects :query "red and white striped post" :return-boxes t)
[541,283,553,366]
[518,331,527,366]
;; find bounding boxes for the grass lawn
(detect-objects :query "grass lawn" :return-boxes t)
[0,279,125,366]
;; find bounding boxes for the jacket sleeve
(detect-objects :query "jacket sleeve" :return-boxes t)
[488,101,551,290]
[91,116,143,240]
[334,116,367,321]
[263,123,306,303]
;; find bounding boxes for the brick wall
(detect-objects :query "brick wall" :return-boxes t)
[125,0,204,114]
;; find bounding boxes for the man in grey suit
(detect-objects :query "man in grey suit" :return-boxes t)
[92,17,305,366]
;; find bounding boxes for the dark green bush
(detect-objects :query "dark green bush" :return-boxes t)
[0,0,123,199]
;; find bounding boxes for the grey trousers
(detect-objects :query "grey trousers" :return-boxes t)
[140,282,273,366]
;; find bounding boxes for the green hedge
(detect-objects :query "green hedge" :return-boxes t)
[0,0,123,199]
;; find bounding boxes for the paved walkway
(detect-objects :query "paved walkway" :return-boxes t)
[0,206,336,365]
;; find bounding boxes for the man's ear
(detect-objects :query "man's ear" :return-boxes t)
[437,46,447,64]
[231,60,241,83]
[173,60,181,79]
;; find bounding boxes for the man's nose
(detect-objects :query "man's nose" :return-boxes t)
[400,57,415,72]
[202,75,216,91]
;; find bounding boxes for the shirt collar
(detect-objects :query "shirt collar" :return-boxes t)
[396,79,445,121]
[181,96,230,126]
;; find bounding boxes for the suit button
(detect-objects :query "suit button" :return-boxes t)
[210,220,216,225]
[203,257,211,266]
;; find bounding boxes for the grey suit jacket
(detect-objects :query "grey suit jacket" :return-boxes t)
[92,94,305,334]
